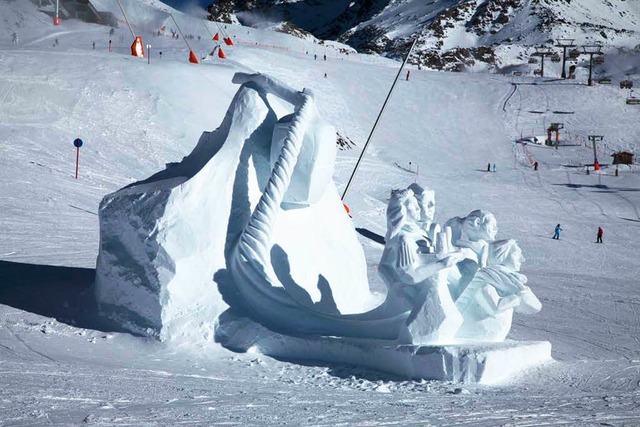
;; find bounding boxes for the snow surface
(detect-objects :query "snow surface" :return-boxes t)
[1,0,640,424]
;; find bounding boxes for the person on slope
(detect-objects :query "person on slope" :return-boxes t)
[596,226,603,243]
[552,224,562,240]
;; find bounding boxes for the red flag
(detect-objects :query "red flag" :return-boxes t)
[218,47,226,59]
[189,50,199,64]
[213,32,219,41]
[224,37,234,46]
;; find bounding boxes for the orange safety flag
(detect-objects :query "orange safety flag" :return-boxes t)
[53,16,60,26]
[594,161,600,171]
[218,47,226,59]
[213,32,219,41]
[343,203,351,215]
[188,50,199,64]
[131,35,145,58]
[224,37,234,46]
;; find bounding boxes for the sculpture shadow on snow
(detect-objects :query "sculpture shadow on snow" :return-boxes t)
[0,260,131,333]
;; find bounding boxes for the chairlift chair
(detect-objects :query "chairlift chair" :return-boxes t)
[627,91,640,105]
[598,77,612,84]
[569,48,581,59]
[594,56,605,65]
[620,79,634,89]
[551,53,561,63]
[533,69,542,76]
[528,57,538,64]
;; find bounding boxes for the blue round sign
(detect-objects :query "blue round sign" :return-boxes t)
[73,138,83,148]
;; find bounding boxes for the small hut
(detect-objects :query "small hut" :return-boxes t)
[611,151,634,165]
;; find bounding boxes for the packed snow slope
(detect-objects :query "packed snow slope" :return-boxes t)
[1,0,640,424]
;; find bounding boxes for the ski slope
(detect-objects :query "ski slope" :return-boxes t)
[1,1,640,424]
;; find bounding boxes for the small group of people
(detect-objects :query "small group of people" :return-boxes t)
[552,224,604,243]
[487,162,496,172]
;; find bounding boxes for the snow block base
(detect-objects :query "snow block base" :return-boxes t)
[216,314,552,384]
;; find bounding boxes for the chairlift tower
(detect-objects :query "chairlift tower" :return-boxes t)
[556,39,576,79]
[532,46,554,77]
[582,45,603,86]
[588,135,604,169]
[547,123,564,147]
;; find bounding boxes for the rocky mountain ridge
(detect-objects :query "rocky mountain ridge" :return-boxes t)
[205,0,640,72]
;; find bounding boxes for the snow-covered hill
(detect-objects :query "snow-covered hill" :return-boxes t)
[206,0,640,71]
[1,0,640,424]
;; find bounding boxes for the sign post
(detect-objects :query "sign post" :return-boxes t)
[73,138,83,179]
[146,44,151,64]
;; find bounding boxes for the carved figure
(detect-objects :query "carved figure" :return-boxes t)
[378,188,463,344]
[407,183,441,252]
[455,239,541,341]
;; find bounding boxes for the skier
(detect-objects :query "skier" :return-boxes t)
[534,161,538,171]
[406,70,410,81]
[596,226,603,243]
[552,224,562,240]
[323,54,326,60]
[92,41,95,50]
[11,32,18,46]
[487,162,491,172]
[492,163,496,172]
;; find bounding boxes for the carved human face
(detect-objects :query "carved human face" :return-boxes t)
[479,214,498,241]
[504,245,524,271]
[419,191,435,223]
[405,197,421,224]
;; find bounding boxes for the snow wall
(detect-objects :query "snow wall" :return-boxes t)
[95,76,371,342]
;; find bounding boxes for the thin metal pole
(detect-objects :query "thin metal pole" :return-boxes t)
[341,38,418,202]
[201,19,213,39]
[75,147,80,179]
[55,0,59,19]
[115,0,135,39]
[170,14,193,52]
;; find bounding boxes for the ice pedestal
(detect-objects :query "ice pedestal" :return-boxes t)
[216,314,552,384]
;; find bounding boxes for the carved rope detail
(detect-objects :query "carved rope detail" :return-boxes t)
[236,94,313,264]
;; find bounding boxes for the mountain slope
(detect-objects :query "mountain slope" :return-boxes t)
[206,0,640,71]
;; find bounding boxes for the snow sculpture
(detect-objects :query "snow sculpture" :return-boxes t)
[377,188,463,344]
[455,239,541,341]
[217,74,541,348]
[95,72,370,340]
[96,70,549,381]
[271,111,337,207]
